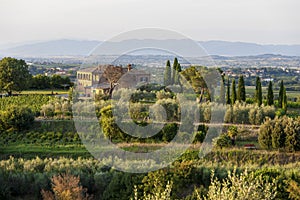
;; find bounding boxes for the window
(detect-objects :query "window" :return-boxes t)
[140,77,148,82]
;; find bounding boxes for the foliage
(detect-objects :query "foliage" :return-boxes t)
[181,66,208,99]
[279,80,284,108]
[30,74,73,90]
[213,133,232,149]
[255,76,263,106]
[237,75,246,102]
[0,156,299,199]
[0,57,31,95]
[267,81,274,106]
[172,57,178,85]
[231,79,236,104]
[164,60,172,86]
[226,78,231,104]
[193,131,206,143]
[227,126,238,144]
[224,102,275,125]
[0,94,53,116]
[132,181,172,200]
[259,116,300,151]
[0,105,34,131]
[201,169,277,200]
[138,83,165,92]
[40,97,72,119]
[286,180,300,200]
[100,105,122,141]
[283,86,288,111]
[41,173,92,200]
[219,77,225,104]
[156,90,174,100]
[156,98,179,121]
[102,172,137,200]
[103,65,124,96]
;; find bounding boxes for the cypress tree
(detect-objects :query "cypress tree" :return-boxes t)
[219,77,225,104]
[176,62,182,72]
[226,78,231,104]
[257,82,262,106]
[267,81,274,106]
[278,80,284,108]
[172,57,178,84]
[282,86,287,111]
[255,77,259,100]
[231,79,236,105]
[174,63,181,85]
[237,75,246,102]
[257,81,262,106]
[255,77,262,106]
[164,60,171,86]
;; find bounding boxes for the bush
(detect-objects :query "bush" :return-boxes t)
[0,105,34,131]
[259,116,300,151]
[213,133,231,149]
[201,169,277,200]
[40,98,72,119]
[194,131,206,143]
[41,173,92,200]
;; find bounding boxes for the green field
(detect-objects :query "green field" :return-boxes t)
[246,86,300,99]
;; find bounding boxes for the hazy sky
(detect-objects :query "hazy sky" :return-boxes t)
[0,0,299,45]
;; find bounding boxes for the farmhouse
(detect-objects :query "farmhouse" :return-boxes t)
[77,64,150,96]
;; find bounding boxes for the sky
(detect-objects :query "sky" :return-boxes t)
[0,0,299,45]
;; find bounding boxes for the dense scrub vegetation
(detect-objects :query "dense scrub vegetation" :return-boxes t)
[0,95,53,116]
[0,106,34,131]
[0,156,299,199]
[259,116,300,152]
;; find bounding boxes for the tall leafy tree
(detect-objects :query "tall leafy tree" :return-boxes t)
[164,60,171,86]
[181,66,210,102]
[0,57,31,96]
[237,75,246,102]
[172,57,178,84]
[255,77,262,106]
[231,79,236,104]
[267,81,274,106]
[278,80,284,108]
[103,65,124,97]
[226,78,231,104]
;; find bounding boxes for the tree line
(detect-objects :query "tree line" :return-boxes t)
[0,57,73,96]
[162,59,288,110]
[221,75,287,110]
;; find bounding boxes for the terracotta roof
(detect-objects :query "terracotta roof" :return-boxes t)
[78,65,115,73]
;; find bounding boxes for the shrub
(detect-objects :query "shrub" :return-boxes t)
[0,105,34,131]
[156,90,174,100]
[213,133,231,149]
[132,181,172,200]
[41,173,92,200]
[193,131,206,143]
[287,180,300,200]
[156,98,179,121]
[201,169,277,200]
[259,116,300,151]
[259,118,275,149]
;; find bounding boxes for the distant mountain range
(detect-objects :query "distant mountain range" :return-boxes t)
[1,39,300,57]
